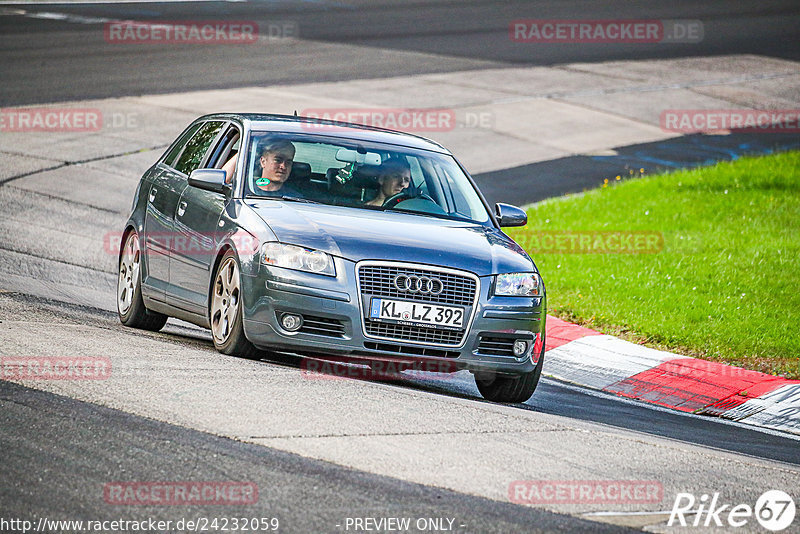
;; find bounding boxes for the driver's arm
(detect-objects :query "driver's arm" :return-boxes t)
[221,154,237,184]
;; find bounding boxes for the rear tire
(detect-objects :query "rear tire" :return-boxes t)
[210,250,259,359]
[117,230,168,331]
[475,346,544,403]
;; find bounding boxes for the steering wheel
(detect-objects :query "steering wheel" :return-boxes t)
[382,191,436,209]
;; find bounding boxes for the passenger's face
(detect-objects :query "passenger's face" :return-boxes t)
[379,170,411,197]
[260,147,295,186]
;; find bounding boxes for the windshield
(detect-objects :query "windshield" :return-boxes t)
[243,132,490,224]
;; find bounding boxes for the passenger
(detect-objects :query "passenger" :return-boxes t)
[365,159,411,206]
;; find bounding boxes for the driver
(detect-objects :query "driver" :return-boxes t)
[365,159,411,206]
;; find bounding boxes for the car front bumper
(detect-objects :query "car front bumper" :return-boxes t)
[241,259,545,375]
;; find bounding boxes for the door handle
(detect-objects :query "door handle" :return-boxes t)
[149,187,157,202]
[177,201,187,217]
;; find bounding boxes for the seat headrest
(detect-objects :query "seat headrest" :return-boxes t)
[289,162,311,180]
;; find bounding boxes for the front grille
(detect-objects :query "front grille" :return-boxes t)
[477,336,516,357]
[363,342,460,359]
[358,265,476,306]
[358,263,478,346]
[299,315,346,338]
[365,321,463,345]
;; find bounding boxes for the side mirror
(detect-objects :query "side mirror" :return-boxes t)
[495,203,527,227]
[188,169,230,194]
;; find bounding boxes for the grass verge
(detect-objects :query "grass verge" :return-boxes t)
[506,151,800,379]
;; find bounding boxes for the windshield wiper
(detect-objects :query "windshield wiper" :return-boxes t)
[390,207,476,224]
[276,196,321,204]
[246,195,321,204]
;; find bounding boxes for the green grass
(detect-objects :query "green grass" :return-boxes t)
[506,151,800,378]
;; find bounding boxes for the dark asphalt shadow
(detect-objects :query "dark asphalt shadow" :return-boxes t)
[0,380,633,534]
[473,132,800,206]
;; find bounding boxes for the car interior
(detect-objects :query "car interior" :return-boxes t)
[194,129,488,223]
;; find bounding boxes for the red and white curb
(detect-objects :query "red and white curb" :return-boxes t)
[543,316,800,435]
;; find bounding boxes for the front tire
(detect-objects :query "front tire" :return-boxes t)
[117,230,167,331]
[475,346,544,404]
[210,250,259,359]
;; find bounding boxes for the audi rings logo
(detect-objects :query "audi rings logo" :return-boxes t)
[393,275,444,295]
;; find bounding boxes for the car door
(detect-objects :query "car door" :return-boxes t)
[142,122,201,301]
[167,122,235,315]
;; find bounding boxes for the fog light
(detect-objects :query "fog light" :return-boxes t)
[281,313,303,332]
[512,340,528,357]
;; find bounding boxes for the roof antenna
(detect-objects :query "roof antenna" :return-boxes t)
[293,110,298,117]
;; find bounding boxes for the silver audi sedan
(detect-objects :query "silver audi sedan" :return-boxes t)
[117,113,546,402]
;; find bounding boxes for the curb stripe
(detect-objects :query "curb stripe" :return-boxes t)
[699,379,791,417]
[544,315,601,351]
[544,334,679,391]
[544,317,800,434]
[603,358,791,413]
[720,384,800,434]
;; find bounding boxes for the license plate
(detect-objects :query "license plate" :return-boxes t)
[369,298,464,329]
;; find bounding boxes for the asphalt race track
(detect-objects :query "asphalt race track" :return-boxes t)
[2,0,799,105]
[1,1,799,533]
[0,379,624,533]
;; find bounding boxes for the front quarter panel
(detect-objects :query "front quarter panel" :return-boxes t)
[219,200,276,278]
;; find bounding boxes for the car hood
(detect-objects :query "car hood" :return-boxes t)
[246,200,534,276]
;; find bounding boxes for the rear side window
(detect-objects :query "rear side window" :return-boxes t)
[173,121,225,175]
[162,122,202,167]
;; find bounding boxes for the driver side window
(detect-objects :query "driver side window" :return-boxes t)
[207,125,241,185]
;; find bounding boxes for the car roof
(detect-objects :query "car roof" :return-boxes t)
[198,113,451,154]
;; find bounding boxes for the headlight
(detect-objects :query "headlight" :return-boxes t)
[261,242,335,276]
[494,272,542,297]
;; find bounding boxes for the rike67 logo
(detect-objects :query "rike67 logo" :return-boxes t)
[669,490,795,531]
